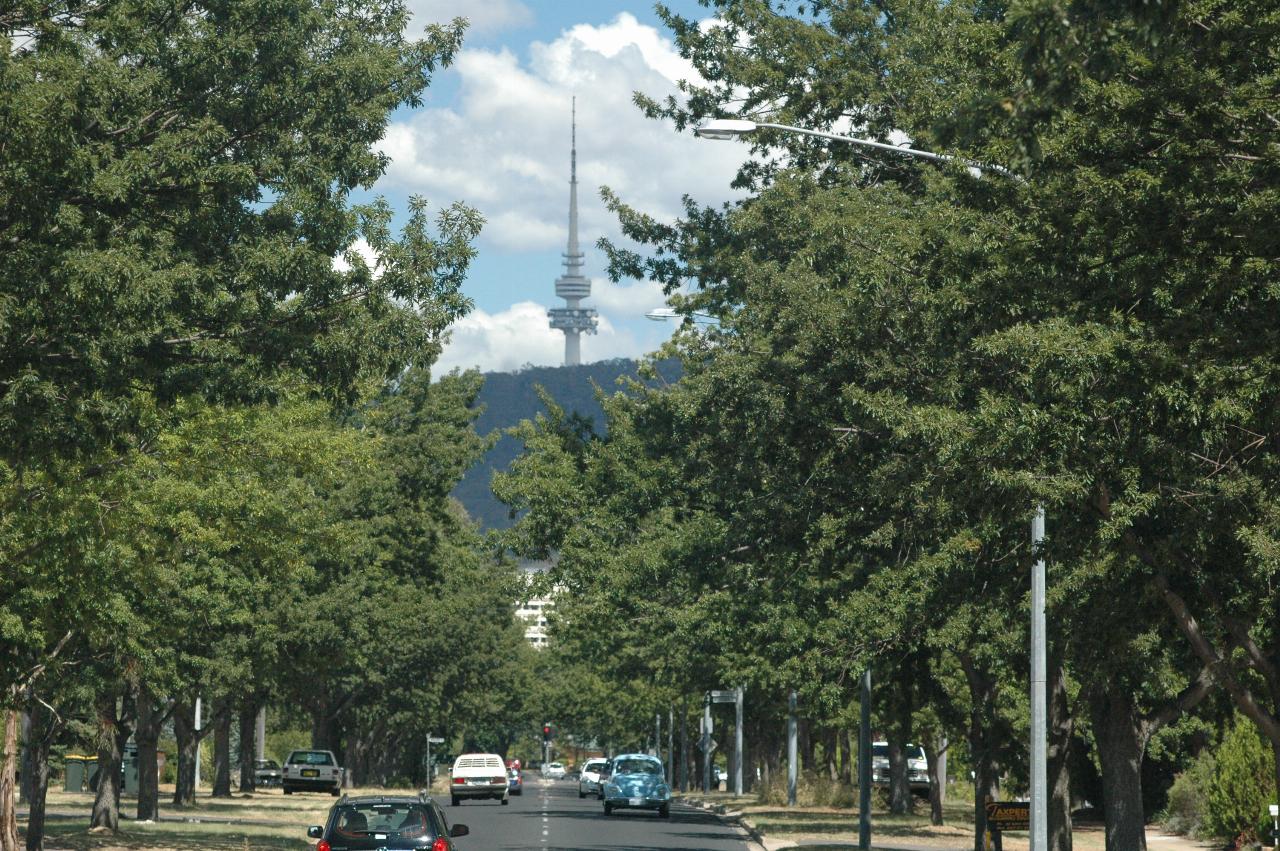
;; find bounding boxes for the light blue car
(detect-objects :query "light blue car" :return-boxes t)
[601,754,671,818]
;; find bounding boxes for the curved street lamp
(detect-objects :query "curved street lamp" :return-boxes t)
[695,116,1044,851]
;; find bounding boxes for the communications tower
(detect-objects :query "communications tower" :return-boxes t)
[547,98,598,366]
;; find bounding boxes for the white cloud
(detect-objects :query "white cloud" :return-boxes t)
[407,0,532,36]
[434,298,676,375]
[378,12,745,256]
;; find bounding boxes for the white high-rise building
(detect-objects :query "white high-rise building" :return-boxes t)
[516,560,555,648]
[547,98,598,366]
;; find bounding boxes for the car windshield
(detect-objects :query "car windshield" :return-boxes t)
[870,744,926,760]
[289,751,333,766]
[584,762,605,772]
[256,760,279,770]
[613,759,661,776]
[331,803,435,847]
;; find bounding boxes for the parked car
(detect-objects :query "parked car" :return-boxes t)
[254,759,282,788]
[542,761,566,780]
[578,758,607,799]
[601,753,671,818]
[283,749,343,796]
[507,767,523,796]
[870,742,930,794]
[449,753,509,806]
[306,792,468,850]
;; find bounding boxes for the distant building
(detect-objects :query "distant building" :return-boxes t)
[516,560,555,648]
[546,98,598,366]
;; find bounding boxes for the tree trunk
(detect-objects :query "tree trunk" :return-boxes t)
[1089,690,1147,851]
[18,714,31,806]
[238,703,258,794]
[1,709,19,851]
[90,691,125,832]
[172,700,199,808]
[840,729,852,784]
[311,705,336,752]
[925,739,945,826]
[211,704,231,798]
[1048,660,1074,851]
[824,728,838,782]
[135,689,162,822]
[962,654,1001,851]
[888,738,912,815]
[22,700,53,851]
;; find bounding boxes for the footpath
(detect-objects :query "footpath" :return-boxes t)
[677,793,1227,851]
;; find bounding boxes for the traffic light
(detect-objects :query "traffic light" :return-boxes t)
[542,724,552,741]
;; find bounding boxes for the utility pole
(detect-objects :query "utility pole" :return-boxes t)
[859,670,872,850]
[787,691,798,807]
[1031,507,1047,851]
[654,713,661,760]
[255,708,266,761]
[734,685,744,796]
[680,700,688,792]
[702,694,713,793]
[194,697,202,790]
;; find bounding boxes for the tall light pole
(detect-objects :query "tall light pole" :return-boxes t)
[695,117,1047,851]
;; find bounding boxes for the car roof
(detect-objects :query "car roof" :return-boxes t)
[341,795,431,805]
[612,753,661,761]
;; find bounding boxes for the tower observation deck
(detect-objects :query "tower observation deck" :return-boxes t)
[547,98,598,366]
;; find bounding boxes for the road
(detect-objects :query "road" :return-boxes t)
[445,777,753,851]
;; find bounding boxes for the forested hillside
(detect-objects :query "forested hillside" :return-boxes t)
[451,358,680,529]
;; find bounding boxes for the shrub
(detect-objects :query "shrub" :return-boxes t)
[1202,716,1277,844]
[1161,749,1215,837]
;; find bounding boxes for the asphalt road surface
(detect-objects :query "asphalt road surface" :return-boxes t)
[444,777,753,851]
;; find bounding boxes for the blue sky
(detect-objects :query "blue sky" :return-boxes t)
[364,0,747,374]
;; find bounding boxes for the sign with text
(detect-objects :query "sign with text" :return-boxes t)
[985,801,1030,832]
[710,690,737,703]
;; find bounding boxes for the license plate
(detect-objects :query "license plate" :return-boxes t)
[301,769,319,777]
[629,797,643,806]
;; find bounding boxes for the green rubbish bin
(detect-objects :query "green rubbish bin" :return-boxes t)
[63,755,88,792]
[123,745,139,795]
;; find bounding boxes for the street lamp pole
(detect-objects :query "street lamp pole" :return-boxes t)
[695,117,1046,851]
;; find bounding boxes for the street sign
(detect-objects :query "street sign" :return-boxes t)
[697,736,717,753]
[985,801,1030,832]
[710,690,736,703]
[426,736,444,744]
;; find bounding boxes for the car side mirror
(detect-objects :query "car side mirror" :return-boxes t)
[450,824,470,837]
[307,826,323,839]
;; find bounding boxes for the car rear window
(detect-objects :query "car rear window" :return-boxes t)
[454,755,503,769]
[330,803,437,848]
[288,751,334,766]
[613,758,661,775]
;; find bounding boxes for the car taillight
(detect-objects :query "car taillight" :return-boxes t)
[493,776,506,784]
[453,776,465,784]
[317,841,331,851]
[431,838,448,851]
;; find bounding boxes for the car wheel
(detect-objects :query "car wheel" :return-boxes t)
[451,796,459,806]
[501,796,509,805]
[659,804,670,818]
[579,790,585,799]
[283,788,292,795]
[603,803,612,816]
[330,788,340,796]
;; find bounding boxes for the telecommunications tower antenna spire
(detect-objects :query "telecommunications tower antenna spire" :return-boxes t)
[547,97,598,366]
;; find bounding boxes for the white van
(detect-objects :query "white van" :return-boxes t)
[450,753,509,806]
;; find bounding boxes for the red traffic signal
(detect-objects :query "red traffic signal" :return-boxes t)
[542,724,552,740]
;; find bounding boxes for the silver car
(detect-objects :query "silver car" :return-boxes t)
[577,758,607,798]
